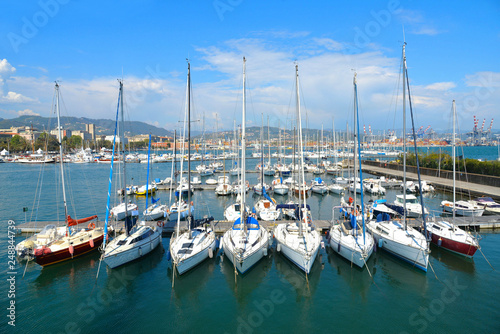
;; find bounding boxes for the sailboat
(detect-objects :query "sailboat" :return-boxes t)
[274,63,321,274]
[33,83,105,267]
[328,73,374,269]
[367,43,429,272]
[102,83,162,269]
[221,57,272,274]
[439,106,484,217]
[169,61,217,275]
[428,100,480,257]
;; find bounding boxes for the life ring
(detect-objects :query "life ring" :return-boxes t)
[190,201,194,206]
[157,221,165,227]
[88,222,96,230]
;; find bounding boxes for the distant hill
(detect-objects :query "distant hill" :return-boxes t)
[0,116,173,137]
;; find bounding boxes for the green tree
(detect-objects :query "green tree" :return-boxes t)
[10,135,28,152]
[35,132,59,151]
[68,135,83,150]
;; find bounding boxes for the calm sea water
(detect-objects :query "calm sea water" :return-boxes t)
[1,148,499,334]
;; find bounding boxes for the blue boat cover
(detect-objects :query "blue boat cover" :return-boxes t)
[232,216,260,230]
[262,187,273,203]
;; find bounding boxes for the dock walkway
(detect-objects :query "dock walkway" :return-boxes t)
[15,215,499,236]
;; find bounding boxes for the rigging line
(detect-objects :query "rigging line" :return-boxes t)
[478,246,495,270]
[427,258,441,283]
[405,67,428,237]
[22,257,30,279]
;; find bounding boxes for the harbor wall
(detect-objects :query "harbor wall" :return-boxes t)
[363,160,500,188]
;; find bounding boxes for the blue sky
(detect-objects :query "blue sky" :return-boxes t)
[1,0,499,134]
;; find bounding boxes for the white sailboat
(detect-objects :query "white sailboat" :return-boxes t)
[367,43,429,272]
[102,84,162,269]
[221,57,272,274]
[274,63,321,274]
[169,61,216,275]
[329,73,374,269]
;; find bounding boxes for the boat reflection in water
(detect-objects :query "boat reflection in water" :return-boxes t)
[167,250,217,300]
[274,247,323,301]
[31,251,101,290]
[431,246,476,275]
[220,247,273,304]
[326,246,373,302]
[373,246,428,294]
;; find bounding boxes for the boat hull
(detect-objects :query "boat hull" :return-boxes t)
[328,227,374,268]
[104,230,162,268]
[34,234,104,267]
[372,233,427,271]
[175,239,216,275]
[429,232,478,258]
[277,240,319,274]
[222,239,268,274]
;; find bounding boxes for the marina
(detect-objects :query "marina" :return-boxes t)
[3,111,500,334]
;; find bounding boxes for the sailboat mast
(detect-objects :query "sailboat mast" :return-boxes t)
[55,83,68,226]
[452,100,456,222]
[353,74,358,218]
[120,81,130,236]
[241,57,247,234]
[187,62,192,229]
[261,113,264,189]
[267,115,271,166]
[295,64,306,236]
[402,42,408,230]
[169,130,176,204]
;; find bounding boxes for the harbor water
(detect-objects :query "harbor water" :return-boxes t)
[1,151,499,333]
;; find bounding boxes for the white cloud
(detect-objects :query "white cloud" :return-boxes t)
[464,71,500,87]
[0,59,16,76]
[17,109,39,116]
[1,91,37,103]
[313,38,344,51]
[410,27,442,36]
[424,82,456,91]
[0,38,497,133]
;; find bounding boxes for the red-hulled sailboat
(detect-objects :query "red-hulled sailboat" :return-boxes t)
[427,101,479,258]
[33,83,105,267]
